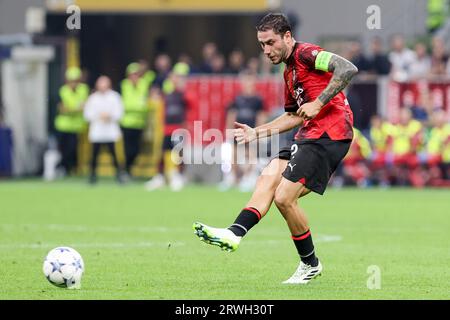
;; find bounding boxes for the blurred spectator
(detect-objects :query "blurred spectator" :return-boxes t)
[424,109,450,184]
[145,71,192,191]
[389,34,415,81]
[427,0,449,34]
[153,53,172,88]
[367,37,391,75]
[342,128,372,187]
[431,110,450,180]
[246,57,260,75]
[388,108,424,186]
[348,41,370,73]
[220,72,265,192]
[409,42,431,79]
[54,67,89,176]
[210,54,226,74]
[226,49,245,74]
[430,36,449,76]
[369,115,394,186]
[0,108,12,178]
[177,53,194,74]
[403,89,429,122]
[162,62,190,93]
[84,76,124,185]
[199,42,218,73]
[137,59,150,77]
[120,62,154,178]
[429,87,446,111]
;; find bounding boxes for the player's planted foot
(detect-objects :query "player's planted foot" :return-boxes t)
[193,222,241,252]
[282,260,323,284]
[144,174,165,191]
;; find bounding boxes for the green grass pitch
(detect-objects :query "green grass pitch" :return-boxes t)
[0,179,449,299]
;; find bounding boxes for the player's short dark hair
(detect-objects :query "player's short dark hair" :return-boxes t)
[256,13,292,36]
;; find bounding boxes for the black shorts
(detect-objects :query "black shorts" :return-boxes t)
[281,137,351,195]
[275,146,292,160]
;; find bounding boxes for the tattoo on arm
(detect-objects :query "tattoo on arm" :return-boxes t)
[318,54,358,106]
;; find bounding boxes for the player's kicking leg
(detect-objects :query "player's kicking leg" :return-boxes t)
[193,152,289,252]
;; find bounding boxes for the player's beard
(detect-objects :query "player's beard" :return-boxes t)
[271,44,289,65]
[269,51,282,64]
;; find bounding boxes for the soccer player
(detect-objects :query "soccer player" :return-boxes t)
[193,13,358,284]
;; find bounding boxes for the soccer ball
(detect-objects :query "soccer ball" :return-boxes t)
[43,247,84,289]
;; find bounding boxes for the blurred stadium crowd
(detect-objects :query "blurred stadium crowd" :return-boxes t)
[44,33,450,190]
[1,0,450,190]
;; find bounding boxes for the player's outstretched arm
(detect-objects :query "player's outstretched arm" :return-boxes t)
[297,52,358,120]
[234,113,303,144]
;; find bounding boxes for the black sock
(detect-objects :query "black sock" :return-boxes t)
[292,230,318,267]
[228,207,261,237]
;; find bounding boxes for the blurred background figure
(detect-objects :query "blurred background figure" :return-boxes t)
[226,49,245,74]
[153,54,172,88]
[220,72,265,192]
[145,69,191,191]
[388,108,424,186]
[367,36,391,75]
[246,57,260,75]
[0,110,12,178]
[84,76,124,185]
[120,62,154,179]
[341,127,372,187]
[402,88,430,122]
[427,0,449,34]
[210,53,226,74]
[347,41,370,74]
[199,42,218,73]
[423,109,450,185]
[409,42,431,79]
[389,34,416,81]
[54,67,89,177]
[369,115,394,186]
[176,53,194,74]
[430,36,449,77]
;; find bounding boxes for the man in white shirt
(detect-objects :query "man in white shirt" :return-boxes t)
[409,42,431,79]
[84,76,124,184]
[389,34,416,81]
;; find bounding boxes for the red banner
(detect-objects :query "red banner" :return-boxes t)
[387,80,450,122]
[185,76,284,141]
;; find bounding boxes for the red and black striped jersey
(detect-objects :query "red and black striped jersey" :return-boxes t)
[284,42,354,141]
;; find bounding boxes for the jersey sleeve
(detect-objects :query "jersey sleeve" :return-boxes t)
[297,43,324,70]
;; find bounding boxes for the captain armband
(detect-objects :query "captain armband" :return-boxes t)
[315,51,333,72]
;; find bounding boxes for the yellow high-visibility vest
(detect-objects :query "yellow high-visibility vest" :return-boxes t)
[370,122,393,152]
[120,71,155,129]
[391,120,422,155]
[428,124,450,161]
[353,128,372,159]
[427,0,448,31]
[54,83,89,133]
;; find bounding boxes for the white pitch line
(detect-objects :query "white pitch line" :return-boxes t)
[0,242,185,249]
[0,224,343,243]
[0,224,168,233]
